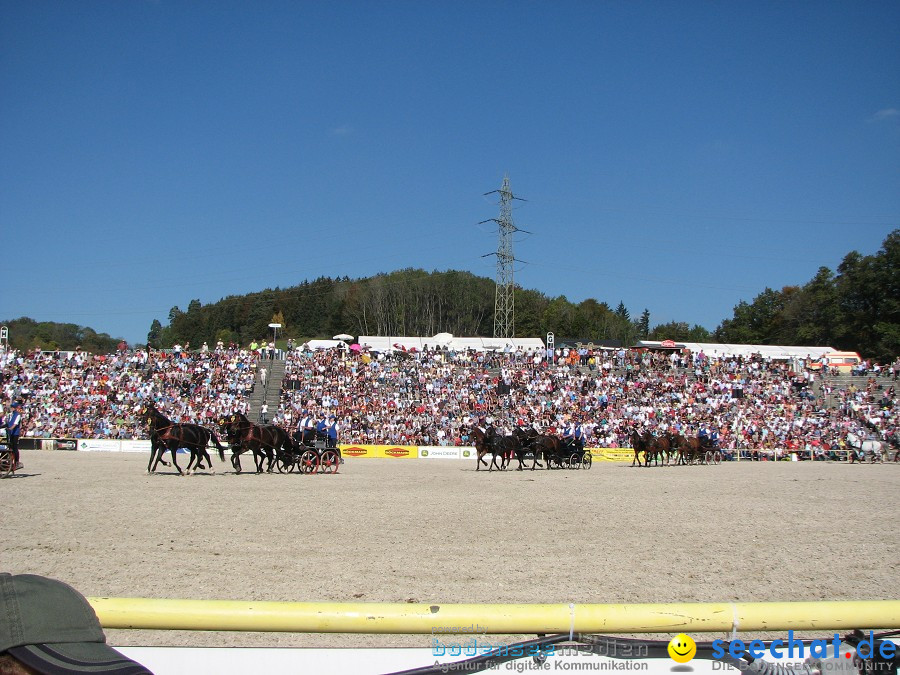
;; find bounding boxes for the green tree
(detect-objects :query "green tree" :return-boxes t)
[147,319,163,348]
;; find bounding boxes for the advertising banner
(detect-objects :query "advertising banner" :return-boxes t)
[418,446,462,459]
[76,439,122,452]
[589,448,638,462]
[340,445,372,458]
[120,439,153,453]
[367,445,418,459]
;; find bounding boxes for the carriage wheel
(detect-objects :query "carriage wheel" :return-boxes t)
[298,450,319,474]
[582,453,593,470]
[277,455,296,473]
[320,450,340,474]
[0,452,13,478]
[705,450,714,465]
[713,451,722,465]
[569,453,581,469]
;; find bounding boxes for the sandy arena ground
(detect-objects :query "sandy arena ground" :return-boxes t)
[2,450,898,649]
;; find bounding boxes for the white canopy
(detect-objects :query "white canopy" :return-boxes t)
[357,335,546,353]
[635,341,837,360]
[303,340,347,350]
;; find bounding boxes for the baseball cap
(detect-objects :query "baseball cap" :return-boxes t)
[0,573,152,674]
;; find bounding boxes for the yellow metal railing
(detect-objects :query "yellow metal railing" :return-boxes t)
[89,599,900,634]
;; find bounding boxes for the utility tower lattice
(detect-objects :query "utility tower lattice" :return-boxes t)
[481,175,527,339]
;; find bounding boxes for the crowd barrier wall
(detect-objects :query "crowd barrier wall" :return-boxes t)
[16,440,856,463]
[17,438,640,461]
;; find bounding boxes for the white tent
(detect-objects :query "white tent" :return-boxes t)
[357,335,545,353]
[635,340,836,360]
[303,339,347,350]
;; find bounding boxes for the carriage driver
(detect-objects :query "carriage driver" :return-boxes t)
[295,410,316,446]
[315,413,328,443]
[698,423,710,446]
[562,416,585,452]
[709,426,720,449]
[573,418,585,452]
[325,415,339,450]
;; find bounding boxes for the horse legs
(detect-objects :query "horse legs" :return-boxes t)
[185,447,197,474]
[200,448,213,473]
[148,444,160,473]
[168,444,184,475]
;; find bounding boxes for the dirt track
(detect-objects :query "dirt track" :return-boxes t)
[2,450,898,648]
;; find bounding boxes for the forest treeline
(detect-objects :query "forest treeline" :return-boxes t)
[4,230,897,361]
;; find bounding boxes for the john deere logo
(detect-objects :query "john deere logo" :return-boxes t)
[463,450,471,458]
[421,450,429,457]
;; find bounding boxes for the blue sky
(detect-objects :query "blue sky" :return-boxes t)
[1,1,898,345]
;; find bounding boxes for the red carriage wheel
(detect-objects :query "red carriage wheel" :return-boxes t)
[713,450,722,465]
[299,450,319,474]
[704,450,714,465]
[320,450,340,474]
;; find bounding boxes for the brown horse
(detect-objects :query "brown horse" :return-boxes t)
[647,432,676,466]
[629,429,652,467]
[471,427,509,471]
[140,404,226,475]
[218,412,294,473]
[671,434,708,465]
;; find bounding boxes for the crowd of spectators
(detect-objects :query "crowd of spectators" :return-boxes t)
[275,345,900,457]
[0,345,258,439]
[1,342,898,458]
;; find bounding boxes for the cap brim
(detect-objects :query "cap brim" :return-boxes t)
[9,642,152,675]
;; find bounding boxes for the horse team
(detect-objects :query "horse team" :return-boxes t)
[140,405,320,475]
[138,405,892,476]
[629,429,724,467]
[470,426,591,472]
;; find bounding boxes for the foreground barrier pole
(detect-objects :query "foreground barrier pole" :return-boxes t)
[89,599,900,634]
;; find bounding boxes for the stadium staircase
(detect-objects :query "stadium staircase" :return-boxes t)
[248,358,286,424]
[822,374,893,408]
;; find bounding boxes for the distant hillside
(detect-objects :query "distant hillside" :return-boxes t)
[149,269,655,349]
[0,317,122,353]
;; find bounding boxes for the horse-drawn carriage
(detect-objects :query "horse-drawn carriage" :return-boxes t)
[550,439,593,470]
[279,433,341,475]
[472,426,592,471]
[630,430,722,466]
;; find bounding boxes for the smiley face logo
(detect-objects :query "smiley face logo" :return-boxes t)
[668,633,696,663]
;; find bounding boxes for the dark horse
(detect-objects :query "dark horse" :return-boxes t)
[629,428,652,467]
[511,427,548,470]
[219,412,294,474]
[140,404,226,475]
[471,427,510,471]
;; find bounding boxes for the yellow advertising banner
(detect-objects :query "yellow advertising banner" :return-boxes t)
[358,445,418,459]
[339,445,372,459]
[589,448,641,462]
